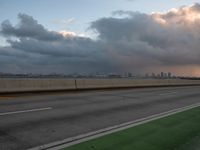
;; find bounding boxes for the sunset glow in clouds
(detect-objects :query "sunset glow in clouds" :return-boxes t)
[152,3,200,25]
[0,2,200,76]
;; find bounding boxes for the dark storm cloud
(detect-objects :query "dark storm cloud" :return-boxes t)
[0,13,118,73]
[1,4,200,74]
[7,37,98,57]
[91,5,200,66]
[1,13,63,41]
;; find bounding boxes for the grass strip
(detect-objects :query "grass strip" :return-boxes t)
[64,107,200,150]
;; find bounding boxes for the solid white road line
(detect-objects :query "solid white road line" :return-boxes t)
[0,107,52,116]
[29,102,200,150]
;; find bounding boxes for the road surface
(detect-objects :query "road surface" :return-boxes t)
[0,86,200,150]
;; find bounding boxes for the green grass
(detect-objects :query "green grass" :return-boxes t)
[64,107,200,150]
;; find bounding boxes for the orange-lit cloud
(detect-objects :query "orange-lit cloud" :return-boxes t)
[59,30,77,37]
[152,3,200,26]
[59,30,88,38]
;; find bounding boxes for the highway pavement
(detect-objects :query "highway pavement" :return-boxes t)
[0,86,200,150]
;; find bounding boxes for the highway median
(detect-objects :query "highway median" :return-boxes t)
[1,78,200,94]
[63,106,200,150]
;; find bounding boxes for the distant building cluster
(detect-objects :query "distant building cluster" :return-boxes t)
[0,72,200,80]
[145,72,174,79]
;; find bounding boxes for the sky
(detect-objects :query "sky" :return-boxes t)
[1,0,200,76]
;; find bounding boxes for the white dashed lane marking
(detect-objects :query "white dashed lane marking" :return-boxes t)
[0,107,52,116]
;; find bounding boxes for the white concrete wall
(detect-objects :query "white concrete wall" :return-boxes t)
[0,78,200,93]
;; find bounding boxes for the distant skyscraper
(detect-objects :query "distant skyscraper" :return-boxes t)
[168,72,172,78]
[161,72,164,78]
[128,72,132,77]
[164,73,168,78]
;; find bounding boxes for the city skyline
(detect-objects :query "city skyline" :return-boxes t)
[1,1,200,76]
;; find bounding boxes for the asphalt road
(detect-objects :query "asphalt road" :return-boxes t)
[0,86,200,150]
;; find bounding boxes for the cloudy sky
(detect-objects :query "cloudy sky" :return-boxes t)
[1,0,200,76]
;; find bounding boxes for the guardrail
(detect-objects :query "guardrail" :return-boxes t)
[0,78,200,93]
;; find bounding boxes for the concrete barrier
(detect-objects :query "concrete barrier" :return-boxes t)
[0,78,76,93]
[76,79,200,89]
[0,78,200,93]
